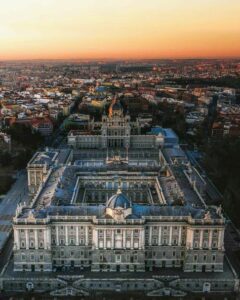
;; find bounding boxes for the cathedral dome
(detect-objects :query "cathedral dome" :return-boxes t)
[111,101,122,111]
[108,97,123,117]
[106,189,131,209]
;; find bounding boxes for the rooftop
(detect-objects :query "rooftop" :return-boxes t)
[17,203,222,222]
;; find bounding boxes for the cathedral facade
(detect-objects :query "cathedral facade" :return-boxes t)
[67,99,157,149]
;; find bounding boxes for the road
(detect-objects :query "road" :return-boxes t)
[185,149,240,276]
[0,171,29,252]
[185,150,223,204]
[0,233,13,274]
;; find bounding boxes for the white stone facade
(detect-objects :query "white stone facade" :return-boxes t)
[13,203,225,273]
[67,101,157,149]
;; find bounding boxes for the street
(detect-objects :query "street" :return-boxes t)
[0,171,29,253]
[185,149,240,276]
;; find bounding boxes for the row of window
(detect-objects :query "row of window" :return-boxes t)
[21,254,44,261]
[149,238,185,246]
[52,250,89,257]
[193,241,218,249]
[52,239,89,245]
[148,251,185,258]
[20,229,43,233]
[52,226,91,231]
[20,241,44,249]
[194,254,216,261]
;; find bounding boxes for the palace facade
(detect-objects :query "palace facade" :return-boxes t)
[2,100,237,297]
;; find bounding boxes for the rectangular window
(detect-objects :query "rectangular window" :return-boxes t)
[116,255,121,263]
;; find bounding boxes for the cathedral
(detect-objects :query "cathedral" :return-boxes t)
[68,97,156,149]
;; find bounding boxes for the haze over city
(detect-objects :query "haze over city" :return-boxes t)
[1,0,240,60]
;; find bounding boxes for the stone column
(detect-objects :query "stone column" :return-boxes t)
[65,226,68,246]
[218,230,224,249]
[56,226,59,245]
[208,229,212,249]
[131,230,134,249]
[44,229,48,249]
[34,229,38,249]
[141,229,145,249]
[47,228,51,250]
[76,226,79,245]
[112,230,114,249]
[149,227,152,246]
[14,229,20,250]
[158,226,162,246]
[25,230,29,249]
[169,226,172,246]
[104,230,106,249]
[86,226,89,246]
[123,229,126,249]
[199,230,203,249]
[186,228,194,249]
[93,229,98,249]
[178,227,182,246]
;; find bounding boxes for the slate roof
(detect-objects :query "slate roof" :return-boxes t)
[106,190,132,209]
[18,204,221,220]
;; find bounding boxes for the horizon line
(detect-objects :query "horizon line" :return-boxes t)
[1,56,240,63]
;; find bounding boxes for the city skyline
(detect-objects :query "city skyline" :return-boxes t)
[1,0,240,60]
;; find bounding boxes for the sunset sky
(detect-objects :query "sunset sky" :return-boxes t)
[0,0,240,60]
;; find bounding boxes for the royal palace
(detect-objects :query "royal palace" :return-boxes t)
[1,100,238,297]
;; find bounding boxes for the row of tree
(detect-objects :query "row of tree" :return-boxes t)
[203,137,240,226]
[0,123,45,194]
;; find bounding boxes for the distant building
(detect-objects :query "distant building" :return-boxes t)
[68,100,156,149]
[31,118,53,136]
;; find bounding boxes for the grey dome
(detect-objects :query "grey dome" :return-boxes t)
[106,189,131,209]
[112,101,122,111]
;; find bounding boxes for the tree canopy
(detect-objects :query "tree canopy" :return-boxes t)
[204,137,240,226]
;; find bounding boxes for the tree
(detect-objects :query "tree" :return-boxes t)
[7,123,44,149]
[203,137,240,226]
[0,176,14,195]
[12,149,33,170]
[0,151,12,167]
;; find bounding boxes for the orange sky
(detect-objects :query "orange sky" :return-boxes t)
[0,0,240,60]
